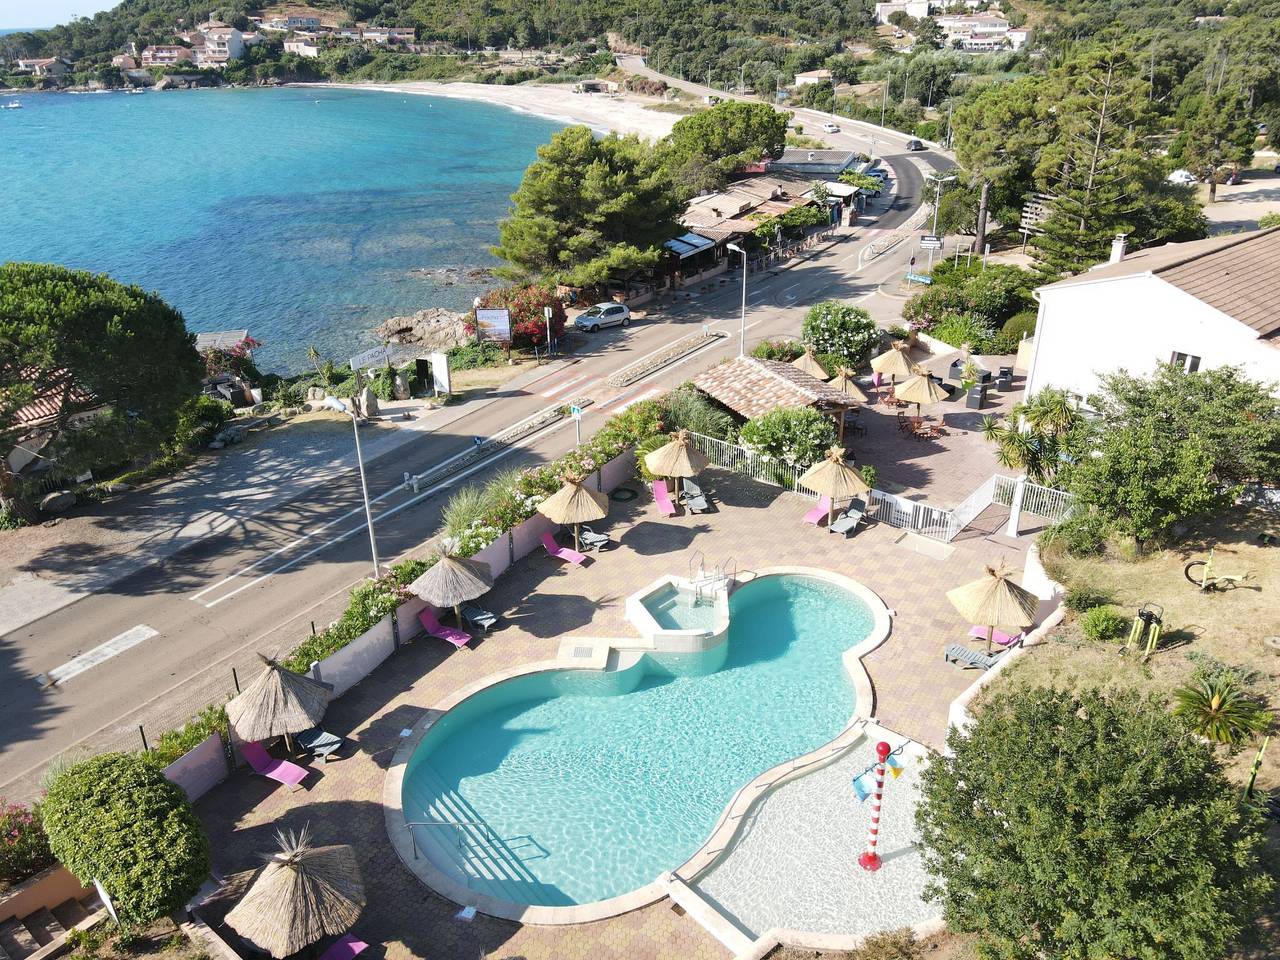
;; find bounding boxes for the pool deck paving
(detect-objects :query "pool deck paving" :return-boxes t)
[196,453,1034,959]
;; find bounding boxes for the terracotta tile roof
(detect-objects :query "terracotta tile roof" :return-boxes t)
[11,369,96,427]
[1041,227,1280,339]
[693,357,853,420]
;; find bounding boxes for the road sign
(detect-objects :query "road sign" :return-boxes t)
[569,405,583,419]
[920,235,943,250]
[473,436,485,446]
[905,272,934,284]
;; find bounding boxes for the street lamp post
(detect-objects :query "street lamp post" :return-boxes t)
[926,174,957,270]
[726,242,748,356]
[322,397,381,580]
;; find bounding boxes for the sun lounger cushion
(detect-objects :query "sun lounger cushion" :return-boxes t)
[461,603,498,632]
[652,481,677,517]
[943,644,1003,671]
[829,508,864,536]
[802,495,832,525]
[968,626,1024,648]
[241,740,308,790]
[318,934,369,960]
[295,727,344,762]
[541,531,586,565]
[418,608,471,648]
[579,525,611,549]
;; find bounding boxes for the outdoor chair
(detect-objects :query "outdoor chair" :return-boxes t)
[418,607,471,648]
[943,643,1005,671]
[461,604,498,633]
[319,934,369,960]
[802,495,832,526]
[241,740,308,792]
[579,525,612,550]
[968,626,1024,648]
[651,480,678,517]
[896,411,910,432]
[829,499,867,537]
[294,727,345,763]
[540,531,586,566]
[681,478,709,513]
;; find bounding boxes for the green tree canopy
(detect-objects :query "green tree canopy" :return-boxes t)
[662,100,789,195]
[918,686,1273,960]
[0,263,202,517]
[1170,89,1256,202]
[42,753,211,924]
[491,126,681,288]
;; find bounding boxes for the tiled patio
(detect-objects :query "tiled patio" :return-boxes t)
[196,468,1031,960]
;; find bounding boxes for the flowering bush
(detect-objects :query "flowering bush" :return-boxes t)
[740,407,837,468]
[464,284,567,349]
[200,336,262,381]
[750,338,804,362]
[0,800,54,888]
[800,302,877,367]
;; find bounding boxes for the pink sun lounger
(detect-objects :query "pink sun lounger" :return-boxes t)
[419,608,471,648]
[541,531,586,566]
[968,626,1024,648]
[652,480,677,517]
[241,740,308,792]
[802,495,832,526]
[319,934,369,960]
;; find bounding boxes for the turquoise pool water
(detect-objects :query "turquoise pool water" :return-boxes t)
[642,584,719,631]
[402,574,874,907]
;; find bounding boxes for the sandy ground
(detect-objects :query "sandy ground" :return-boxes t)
[1202,161,1280,233]
[308,80,680,140]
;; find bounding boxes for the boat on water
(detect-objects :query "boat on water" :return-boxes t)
[2,101,21,109]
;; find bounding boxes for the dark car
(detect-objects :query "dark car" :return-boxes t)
[905,138,926,151]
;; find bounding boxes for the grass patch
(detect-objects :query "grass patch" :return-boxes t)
[643,101,703,114]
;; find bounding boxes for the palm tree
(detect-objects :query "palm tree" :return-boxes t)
[1173,677,1272,747]
[981,388,1082,485]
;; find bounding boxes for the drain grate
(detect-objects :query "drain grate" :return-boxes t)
[571,645,595,659]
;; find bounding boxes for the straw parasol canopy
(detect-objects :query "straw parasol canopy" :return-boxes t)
[870,343,918,385]
[643,429,709,480]
[537,472,608,552]
[409,547,493,626]
[799,446,871,525]
[894,372,948,419]
[946,561,1039,653]
[830,367,870,403]
[226,654,332,745]
[792,347,830,381]
[225,824,365,959]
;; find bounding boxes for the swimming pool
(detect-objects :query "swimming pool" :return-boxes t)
[641,582,720,631]
[399,573,877,909]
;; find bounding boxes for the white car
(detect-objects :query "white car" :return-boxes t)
[1168,169,1197,186]
[820,121,840,134]
[574,303,631,332]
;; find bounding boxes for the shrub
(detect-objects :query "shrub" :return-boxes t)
[42,753,210,924]
[901,284,969,330]
[800,301,877,366]
[1064,583,1111,613]
[927,312,997,351]
[1001,308,1038,343]
[1173,677,1272,746]
[635,433,670,482]
[1044,511,1109,556]
[269,378,306,407]
[662,385,736,440]
[1079,604,1128,641]
[447,341,505,370]
[0,505,27,530]
[1258,211,1280,228]
[750,338,803,362]
[172,395,232,451]
[740,407,837,468]
[964,265,1034,324]
[860,464,877,490]
[465,284,566,349]
[1186,652,1264,689]
[0,800,55,888]
[144,703,228,769]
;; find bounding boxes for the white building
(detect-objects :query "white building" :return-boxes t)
[936,13,1028,50]
[1025,230,1280,404]
[284,38,321,58]
[874,1,931,24]
[199,26,245,67]
[793,68,833,87]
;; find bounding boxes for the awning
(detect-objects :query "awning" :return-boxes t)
[663,232,717,259]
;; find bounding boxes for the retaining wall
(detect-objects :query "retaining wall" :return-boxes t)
[161,732,228,802]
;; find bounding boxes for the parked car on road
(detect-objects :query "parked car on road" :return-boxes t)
[574,303,631,332]
[820,121,840,134]
[905,138,925,151]
[1168,169,1197,186]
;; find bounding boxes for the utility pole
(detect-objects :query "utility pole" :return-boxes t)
[880,77,888,126]
[740,63,745,92]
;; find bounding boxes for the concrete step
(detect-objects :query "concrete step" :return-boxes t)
[20,909,64,947]
[0,920,40,960]
[49,899,89,930]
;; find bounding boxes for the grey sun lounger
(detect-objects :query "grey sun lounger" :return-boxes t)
[461,603,499,633]
[295,727,345,763]
[681,478,710,513]
[829,498,867,537]
[943,643,1005,671]
[579,525,612,550]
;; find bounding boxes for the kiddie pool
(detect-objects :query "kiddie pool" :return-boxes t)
[388,570,890,920]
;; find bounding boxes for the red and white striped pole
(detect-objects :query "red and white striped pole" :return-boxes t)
[859,740,891,872]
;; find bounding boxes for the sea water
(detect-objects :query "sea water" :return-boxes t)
[0,86,561,371]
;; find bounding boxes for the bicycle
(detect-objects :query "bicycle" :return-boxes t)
[1184,548,1253,592]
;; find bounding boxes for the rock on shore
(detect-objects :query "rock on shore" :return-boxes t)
[373,308,469,349]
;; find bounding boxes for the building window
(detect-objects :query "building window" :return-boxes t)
[1171,352,1201,373]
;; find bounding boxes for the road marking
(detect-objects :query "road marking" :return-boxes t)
[40,625,158,686]
[539,373,590,398]
[606,388,661,413]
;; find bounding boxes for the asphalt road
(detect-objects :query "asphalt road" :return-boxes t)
[0,100,950,799]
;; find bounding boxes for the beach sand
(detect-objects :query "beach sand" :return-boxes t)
[307,80,681,140]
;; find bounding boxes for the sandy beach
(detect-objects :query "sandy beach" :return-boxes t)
[307,80,681,140]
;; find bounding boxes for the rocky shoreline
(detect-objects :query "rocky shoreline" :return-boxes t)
[372,307,470,350]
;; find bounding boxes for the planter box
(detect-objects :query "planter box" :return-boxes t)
[1,866,92,925]
[308,614,396,697]
[162,732,228,801]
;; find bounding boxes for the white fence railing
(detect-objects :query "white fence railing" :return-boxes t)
[685,431,1073,541]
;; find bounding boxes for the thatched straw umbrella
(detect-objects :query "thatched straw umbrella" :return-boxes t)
[537,472,608,552]
[870,343,918,389]
[643,429,708,482]
[830,367,870,403]
[946,561,1039,653]
[226,655,332,747]
[226,825,365,959]
[798,446,871,525]
[792,347,830,381]
[408,548,493,627]
[894,372,948,420]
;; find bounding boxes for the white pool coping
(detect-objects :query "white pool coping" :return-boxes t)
[382,566,893,926]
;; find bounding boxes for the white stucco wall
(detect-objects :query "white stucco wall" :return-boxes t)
[1026,273,1280,401]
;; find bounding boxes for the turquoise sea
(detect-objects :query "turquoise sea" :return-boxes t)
[0,86,562,371]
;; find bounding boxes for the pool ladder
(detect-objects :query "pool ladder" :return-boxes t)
[404,820,498,861]
[688,553,736,603]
